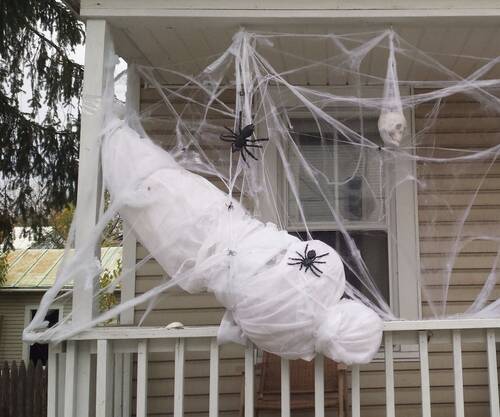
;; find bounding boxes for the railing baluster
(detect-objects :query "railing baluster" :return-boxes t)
[122,353,132,417]
[419,331,431,417]
[64,341,77,417]
[113,353,123,417]
[96,340,113,417]
[122,353,133,417]
[486,329,500,417]
[351,365,361,417]
[452,330,464,417]
[385,332,395,417]
[47,346,58,417]
[314,354,325,417]
[281,358,290,417]
[174,338,185,417]
[244,343,254,417]
[136,340,148,417]
[209,339,219,417]
[57,352,66,417]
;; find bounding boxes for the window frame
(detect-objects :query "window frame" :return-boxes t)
[260,85,421,320]
[23,304,63,364]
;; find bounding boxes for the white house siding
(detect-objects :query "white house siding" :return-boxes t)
[135,87,500,416]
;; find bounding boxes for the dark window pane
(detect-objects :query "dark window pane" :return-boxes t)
[293,230,389,303]
[29,309,59,366]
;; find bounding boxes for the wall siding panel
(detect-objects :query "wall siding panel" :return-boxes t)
[416,92,500,318]
[411,91,500,416]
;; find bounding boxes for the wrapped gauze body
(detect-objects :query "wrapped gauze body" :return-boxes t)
[102,118,383,364]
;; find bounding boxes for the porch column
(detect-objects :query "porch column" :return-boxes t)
[66,19,114,417]
[116,64,141,417]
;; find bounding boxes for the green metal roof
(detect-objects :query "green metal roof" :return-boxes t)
[1,247,122,289]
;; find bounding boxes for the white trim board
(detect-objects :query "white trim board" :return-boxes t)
[69,318,500,341]
[80,0,500,19]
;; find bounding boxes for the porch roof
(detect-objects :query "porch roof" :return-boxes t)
[0,247,122,290]
[71,2,500,85]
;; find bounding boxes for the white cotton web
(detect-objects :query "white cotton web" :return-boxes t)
[23,29,500,364]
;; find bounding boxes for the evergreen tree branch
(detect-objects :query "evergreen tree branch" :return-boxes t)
[26,24,83,73]
[0,0,82,249]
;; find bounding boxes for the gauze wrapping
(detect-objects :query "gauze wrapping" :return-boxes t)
[315,299,384,365]
[223,240,346,360]
[102,118,383,364]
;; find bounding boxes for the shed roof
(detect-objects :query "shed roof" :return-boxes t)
[1,247,122,290]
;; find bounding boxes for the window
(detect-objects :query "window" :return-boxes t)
[287,117,385,226]
[270,86,420,319]
[286,115,391,303]
[24,307,61,365]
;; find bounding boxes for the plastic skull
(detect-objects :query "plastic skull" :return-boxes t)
[378,111,407,147]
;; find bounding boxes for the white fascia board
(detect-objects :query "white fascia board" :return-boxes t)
[81,0,500,18]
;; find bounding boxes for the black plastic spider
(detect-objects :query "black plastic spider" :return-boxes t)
[288,244,329,277]
[220,111,269,163]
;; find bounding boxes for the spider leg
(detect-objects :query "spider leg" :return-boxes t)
[314,252,329,259]
[310,267,321,278]
[238,111,242,133]
[240,149,248,165]
[220,136,236,143]
[299,264,304,271]
[304,244,309,258]
[295,251,304,258]
[311,264,324,275]
[245,148,259,161]
[289,257,304,261]
[250,138,269,142]
[224,126,236,135]
[245,144,263,148]
[313,261,326,264]
[287,261,303,266]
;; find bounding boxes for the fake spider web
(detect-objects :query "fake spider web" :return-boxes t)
[24,29,500,362]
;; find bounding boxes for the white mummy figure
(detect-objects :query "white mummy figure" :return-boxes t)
[378,110,407,147]
[102,117,383,365]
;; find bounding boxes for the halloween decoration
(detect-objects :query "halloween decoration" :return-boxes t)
[24,29,500,368]
[378,31,407,147]
[378,110,408,147]
[220,111,269,163]
[288,243,329,277]
[77,119,381,363]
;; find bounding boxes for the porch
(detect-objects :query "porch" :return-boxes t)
[48,1,500,416]
[47,319,500,417]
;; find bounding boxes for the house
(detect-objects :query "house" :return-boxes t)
[0,247,121,365]
[41,1,500,417]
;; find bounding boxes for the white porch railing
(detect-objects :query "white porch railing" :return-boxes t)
[47,319,500,417]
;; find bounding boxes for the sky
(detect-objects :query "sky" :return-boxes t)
[19,31,127,115]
